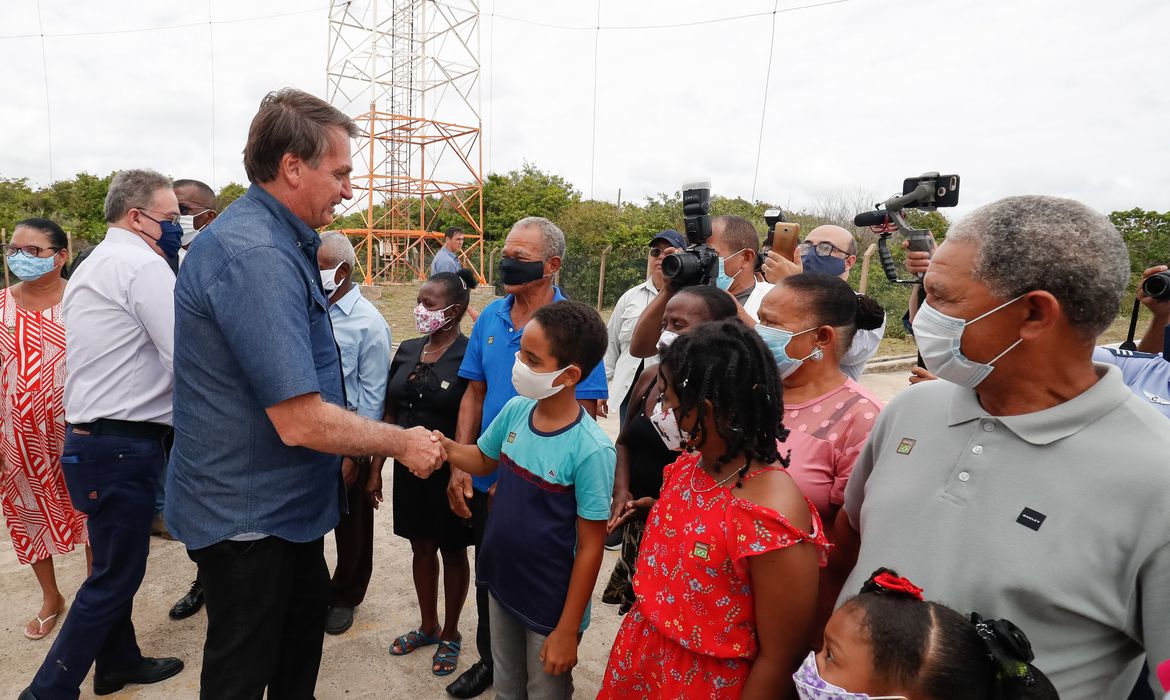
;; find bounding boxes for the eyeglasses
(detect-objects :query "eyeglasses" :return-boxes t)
[178,204,212,217]
[797,240,851,258]
[648,247,671,258]
[3,244,62,257]
[136,208,181,226]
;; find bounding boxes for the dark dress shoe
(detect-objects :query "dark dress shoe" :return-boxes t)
[93,657,184,696]
[445,660,493,698]
[169,580,205,620]
[325,606,354,635]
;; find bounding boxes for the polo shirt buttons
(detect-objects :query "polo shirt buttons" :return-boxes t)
[972,445,984,455]
[958,471,971,482]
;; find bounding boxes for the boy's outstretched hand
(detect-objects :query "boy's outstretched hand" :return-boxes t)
[540,626,578,676]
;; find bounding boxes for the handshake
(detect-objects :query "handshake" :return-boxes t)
[395,426,449,478]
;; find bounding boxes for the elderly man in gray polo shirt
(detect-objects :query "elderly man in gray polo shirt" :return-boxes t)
[825,196,1170,700]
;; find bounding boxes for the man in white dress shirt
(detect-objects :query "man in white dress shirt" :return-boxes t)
[22,169,185,699]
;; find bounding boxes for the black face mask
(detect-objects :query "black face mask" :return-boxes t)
[499,256,546,286]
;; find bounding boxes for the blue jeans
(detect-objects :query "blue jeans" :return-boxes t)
[29,428,163,699]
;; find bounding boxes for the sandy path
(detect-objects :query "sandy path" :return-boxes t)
[0,372,909,699]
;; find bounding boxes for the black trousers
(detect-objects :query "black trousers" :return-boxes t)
[330,461,373,608]
[470,489,492,670]
[191,536,330,700]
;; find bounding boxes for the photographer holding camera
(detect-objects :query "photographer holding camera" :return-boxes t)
[1089,264,1170,417]
[626,215,770,359]
[760,225,887,380]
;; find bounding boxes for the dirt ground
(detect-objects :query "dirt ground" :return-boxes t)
[0,371,910,699]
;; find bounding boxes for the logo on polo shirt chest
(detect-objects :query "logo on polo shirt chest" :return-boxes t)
[896,438,916,455]
[487,336,494,344]
[507,432,516,443]
[1016,507,1046,531]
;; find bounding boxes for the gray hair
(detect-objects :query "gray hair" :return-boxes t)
[104,169,172,223]
[512,216,566,260]
[319,232,356,268]
[947,195,1129,338]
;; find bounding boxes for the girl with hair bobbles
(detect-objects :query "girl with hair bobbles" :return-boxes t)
[798,568,1058,700]
[598,320,829,700]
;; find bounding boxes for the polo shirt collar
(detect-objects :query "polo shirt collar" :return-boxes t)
[947,364,1134,445]
[499,286,568,318]
[245,183,321,250]
[332,285,362,316]
[638,278,660,295]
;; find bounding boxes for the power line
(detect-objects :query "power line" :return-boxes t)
[751,0,780,202]
[0,6,328,40]
[36,0,53,183]
[486,0,854,32]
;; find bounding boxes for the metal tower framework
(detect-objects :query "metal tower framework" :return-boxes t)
[326,0,484,284]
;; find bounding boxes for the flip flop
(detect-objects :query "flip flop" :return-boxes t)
[389,627,441,656]
[24,603,66,641]
[432,637,462,676]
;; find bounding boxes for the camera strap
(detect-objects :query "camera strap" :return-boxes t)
[1119,297,1141,351]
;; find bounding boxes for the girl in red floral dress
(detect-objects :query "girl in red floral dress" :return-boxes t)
[599,320,830,700]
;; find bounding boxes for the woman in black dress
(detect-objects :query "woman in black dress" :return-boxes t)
[368,268,478,676]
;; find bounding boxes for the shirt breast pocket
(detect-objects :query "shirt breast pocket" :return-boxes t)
[619,306,643,345]
[308,293,344,401]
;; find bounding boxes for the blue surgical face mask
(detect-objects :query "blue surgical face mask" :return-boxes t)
[715,248,748,291]
[6,251,58,282]
[801,250,848,277]
[756,324,823,379]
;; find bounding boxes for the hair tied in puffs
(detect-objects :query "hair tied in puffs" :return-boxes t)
[861,568,924,600]
[970,613,1036,687]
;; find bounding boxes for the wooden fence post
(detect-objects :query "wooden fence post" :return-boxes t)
[597,245,613,310]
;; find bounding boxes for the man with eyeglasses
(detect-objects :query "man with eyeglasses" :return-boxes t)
[761,224,886,379]
[20,169,185,699]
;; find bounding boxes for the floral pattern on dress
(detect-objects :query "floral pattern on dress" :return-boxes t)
[598,451,830,699]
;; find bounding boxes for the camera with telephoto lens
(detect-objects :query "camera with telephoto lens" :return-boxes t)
[662,180,720,287]
[1143,271,1170,301]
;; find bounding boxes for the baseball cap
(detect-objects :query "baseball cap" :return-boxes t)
[650,229,686,249]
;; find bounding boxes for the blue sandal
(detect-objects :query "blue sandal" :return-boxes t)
[432,637,462,676]
[389,627,441,656]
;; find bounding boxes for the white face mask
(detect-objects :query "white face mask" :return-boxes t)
[792,651,907,700]
[657,330,679,354]
[511,352,570,400]
[648,398,690,451]
[178,210,210,246]
[911,296,1024,389]
[320,262,344,294]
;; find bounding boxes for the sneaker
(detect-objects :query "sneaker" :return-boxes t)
[604,527,623,551]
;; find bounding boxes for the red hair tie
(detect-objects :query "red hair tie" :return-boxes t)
[872,572,924,600]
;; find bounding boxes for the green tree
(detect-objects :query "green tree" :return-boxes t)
[217,182,247,210]
[1110,208,1170,273]
[482,163,580,242]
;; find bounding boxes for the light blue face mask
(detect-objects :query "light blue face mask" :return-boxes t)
[6,251,58,282]
[715,248,748,291]
[755,324,823,379]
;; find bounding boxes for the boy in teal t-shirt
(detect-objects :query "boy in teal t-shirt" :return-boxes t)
[440,300,615,697]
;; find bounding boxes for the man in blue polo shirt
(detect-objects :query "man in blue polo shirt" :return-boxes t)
[167,88,443,700]
[444,216,607,698]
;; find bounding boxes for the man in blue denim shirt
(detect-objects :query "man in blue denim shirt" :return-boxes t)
[166,88,444,700]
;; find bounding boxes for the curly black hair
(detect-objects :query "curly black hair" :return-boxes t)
[531,300,608,376]
[658,319,787,486]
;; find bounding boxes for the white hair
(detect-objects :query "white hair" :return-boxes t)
[319,231,356,268]
[946,195,1129,338]
[512,216,566,260]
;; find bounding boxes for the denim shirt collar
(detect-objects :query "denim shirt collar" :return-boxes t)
[245,183,322,254]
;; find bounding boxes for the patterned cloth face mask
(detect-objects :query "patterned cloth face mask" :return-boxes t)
[792,651,907,700]
[648,398,690,451]
[413,303,454,334]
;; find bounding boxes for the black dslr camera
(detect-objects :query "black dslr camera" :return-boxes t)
[1143,271,1170,301]
[662,180,720,287]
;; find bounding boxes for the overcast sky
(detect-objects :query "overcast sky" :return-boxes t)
[0,0,1166,220]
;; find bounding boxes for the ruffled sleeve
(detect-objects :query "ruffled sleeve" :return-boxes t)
[726,496,831,569]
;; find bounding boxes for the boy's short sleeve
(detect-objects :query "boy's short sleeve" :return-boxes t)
[477,396,524,460]
[571,442,616,521]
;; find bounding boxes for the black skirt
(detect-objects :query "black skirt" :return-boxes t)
[388,335,474,549]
